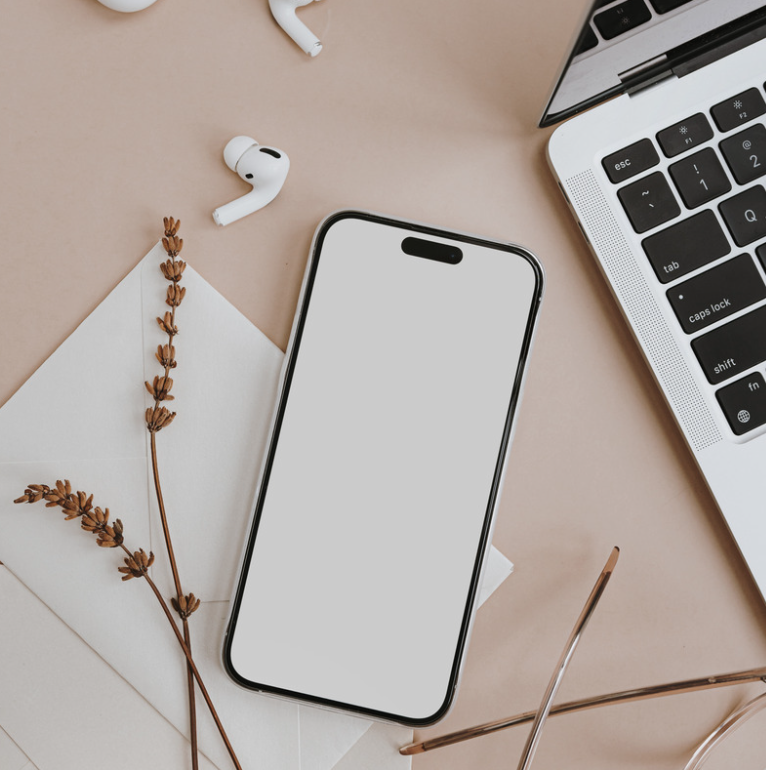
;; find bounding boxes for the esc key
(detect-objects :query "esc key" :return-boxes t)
[602,138,660,184]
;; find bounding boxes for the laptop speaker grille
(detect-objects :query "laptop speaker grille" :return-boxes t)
[565,169,721,453]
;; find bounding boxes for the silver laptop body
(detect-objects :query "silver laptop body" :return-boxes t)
[544,0,766,597]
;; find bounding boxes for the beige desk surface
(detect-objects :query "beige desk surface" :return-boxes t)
[2,0,766,768]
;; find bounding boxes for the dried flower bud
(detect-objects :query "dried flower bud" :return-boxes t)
[162,235,183,257]
[62,500,80,519]
[145,405,177,433]
[163,216,181,237]
[97,522,124,548]
[39,481,88,520]
[44,485,64,505]
[145,374,175,402]
[165,284,186,308]
[171,592,201,620]
[78,505,124,548]
[155,344,177,369]
[118,548,155,581]
[56,480,72,497]
[15,485,124,549]
[160,259,186,283]
[156,311,178,337]
[81,505,107,531]
[13,484,51,505]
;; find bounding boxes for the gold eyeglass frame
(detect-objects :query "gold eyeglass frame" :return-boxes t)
[399,547,766,770]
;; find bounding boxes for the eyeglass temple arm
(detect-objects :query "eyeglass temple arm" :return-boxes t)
[400,666,766,755]
[514,546,620,770]
[683,690,766,770]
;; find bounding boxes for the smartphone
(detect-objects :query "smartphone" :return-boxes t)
[224,211,543,726]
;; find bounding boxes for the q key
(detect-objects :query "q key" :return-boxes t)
[719,185,766,246]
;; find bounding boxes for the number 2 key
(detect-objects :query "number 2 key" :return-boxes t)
[720,124,766,185]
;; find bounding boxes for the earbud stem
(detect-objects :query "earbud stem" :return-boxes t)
[269,3,323,56]
[213,190,274,227]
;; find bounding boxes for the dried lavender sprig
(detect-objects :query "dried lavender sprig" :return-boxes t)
[13,482,242,770]
[144,217,198,770]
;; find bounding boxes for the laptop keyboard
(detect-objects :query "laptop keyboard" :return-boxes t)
[575,0,697,54]
[603,84,766,436]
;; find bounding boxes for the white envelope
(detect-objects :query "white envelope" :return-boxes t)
[0,244,513,770]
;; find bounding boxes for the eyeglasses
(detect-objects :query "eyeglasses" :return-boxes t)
[399,547,766,770]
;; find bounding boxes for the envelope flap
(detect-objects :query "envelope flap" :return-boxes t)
[0,248,300,770]
[0,263,146,464]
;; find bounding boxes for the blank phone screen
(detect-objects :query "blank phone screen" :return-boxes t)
[226,214,541,724]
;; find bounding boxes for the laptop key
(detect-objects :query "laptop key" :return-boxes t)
[648,0,695,12]
[720,124,766,185]
[692,305,766,384]
[669,148,731,209]
[574,25,599,55]
[711,88,766,132]
[719,185,766,246]
[602,139,660,183]
[594,0,651,41]
[657,113,713,158]
[642,209,731,282]
[666,255,766,334]
[618,171,680,233]
[757,243,766,272]
[716,372,766,435]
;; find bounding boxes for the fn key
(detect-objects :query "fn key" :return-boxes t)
[717,372,766,435]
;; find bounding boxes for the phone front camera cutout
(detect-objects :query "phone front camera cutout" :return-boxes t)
[401,237,463,265]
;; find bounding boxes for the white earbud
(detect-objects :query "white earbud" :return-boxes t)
[268,0,324,57]
[96,0,159,11]
[213,137,290,227]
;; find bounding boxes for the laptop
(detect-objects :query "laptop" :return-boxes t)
[542,0,766,599]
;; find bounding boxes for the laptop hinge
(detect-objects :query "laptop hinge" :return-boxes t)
[618,54,673,96]
[673,12,766,78]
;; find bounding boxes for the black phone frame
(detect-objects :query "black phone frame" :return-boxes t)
[223,209,544,727]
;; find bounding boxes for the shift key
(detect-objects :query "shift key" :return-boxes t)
[692,305,766,384]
